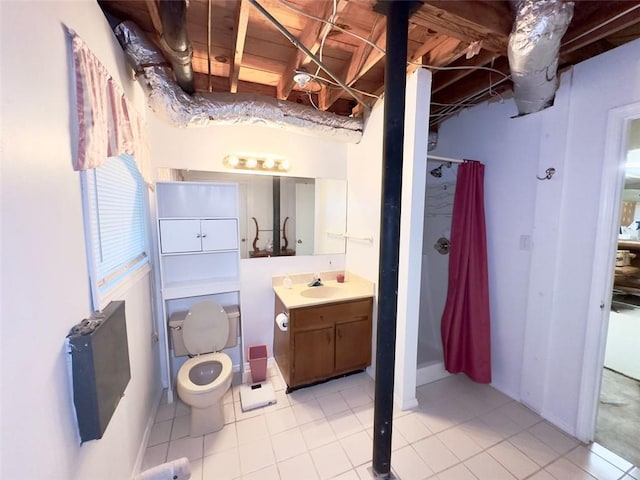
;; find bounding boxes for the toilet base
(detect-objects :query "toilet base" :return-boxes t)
[189,400,224,437]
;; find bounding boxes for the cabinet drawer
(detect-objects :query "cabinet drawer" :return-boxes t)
[293,298,371,330]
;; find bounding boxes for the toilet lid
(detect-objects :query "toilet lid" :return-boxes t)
[182,301,229,355]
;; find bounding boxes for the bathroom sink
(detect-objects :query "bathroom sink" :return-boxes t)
[299,286,341,298]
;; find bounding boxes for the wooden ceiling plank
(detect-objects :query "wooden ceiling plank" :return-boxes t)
[423,1,512,39]
[277,0,348,100]
[230,0,251,93]
[560,3,640,59]
[145,0,164,36]
[407,35,464,75]
[320,16,387,110]
[411,1,511,54]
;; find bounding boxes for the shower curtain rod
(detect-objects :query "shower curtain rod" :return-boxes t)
[427,155,464,164]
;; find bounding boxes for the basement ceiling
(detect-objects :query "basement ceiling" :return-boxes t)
[99,0,640,126]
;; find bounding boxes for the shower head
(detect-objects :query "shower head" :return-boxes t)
[429,162,452,178]
[430,165,443,178]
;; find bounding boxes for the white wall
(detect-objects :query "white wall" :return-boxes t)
[345,69,431,409]
[148,116,348,369]
[1,2,160,478]
[434,37,640,436]
[346,102,384,380]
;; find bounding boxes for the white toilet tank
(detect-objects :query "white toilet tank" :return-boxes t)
[169,305,240,357]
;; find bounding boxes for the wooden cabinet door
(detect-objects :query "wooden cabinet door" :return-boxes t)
[292,327,334,385]
[159,219,202,253]
[335,319,371,373]
[200,219,238,251]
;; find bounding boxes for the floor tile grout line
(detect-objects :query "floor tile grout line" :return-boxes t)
[145,378,638,479]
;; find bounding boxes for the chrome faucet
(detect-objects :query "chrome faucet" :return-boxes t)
[308,273,323,287]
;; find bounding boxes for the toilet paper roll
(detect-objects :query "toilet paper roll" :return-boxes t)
[275,312,288,332]
[135,457,191,480]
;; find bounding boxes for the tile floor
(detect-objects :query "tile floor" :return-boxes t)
[141,367,640,480]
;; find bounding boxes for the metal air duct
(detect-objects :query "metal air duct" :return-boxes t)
[113,21,363,143]
[508,0,574,116]
[158,0,194,94]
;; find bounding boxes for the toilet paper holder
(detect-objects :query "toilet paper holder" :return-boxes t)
[275,312,288,331]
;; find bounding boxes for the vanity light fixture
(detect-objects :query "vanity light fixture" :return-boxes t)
[223,154,291,172]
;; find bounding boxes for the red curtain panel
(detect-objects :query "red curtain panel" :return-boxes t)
[441,160,492,383]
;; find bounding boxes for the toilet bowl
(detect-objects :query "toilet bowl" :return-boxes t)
[175,301,234,437]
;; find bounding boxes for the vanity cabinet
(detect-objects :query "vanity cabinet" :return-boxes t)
[274,295,373,390]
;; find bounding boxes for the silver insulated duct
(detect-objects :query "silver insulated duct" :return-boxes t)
[113,21,363,143]
[508,0,574,116]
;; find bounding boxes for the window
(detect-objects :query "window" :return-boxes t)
[81,154,149,310]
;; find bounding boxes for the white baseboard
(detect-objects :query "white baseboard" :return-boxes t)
[416,362,450,386]
[130,387,164,479]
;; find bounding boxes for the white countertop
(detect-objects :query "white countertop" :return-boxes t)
[273,272,375,309]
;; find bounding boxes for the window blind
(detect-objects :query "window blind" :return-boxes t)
[83,154,148,308]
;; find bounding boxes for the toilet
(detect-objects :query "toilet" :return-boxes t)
[170,301,239,437]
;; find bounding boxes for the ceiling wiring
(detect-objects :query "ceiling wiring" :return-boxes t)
[299,70,382,99]
[307,90,320,110]
[275,0,513,79]
[560,3,640,49]
[429,75,512,125]
[275,0,516,118]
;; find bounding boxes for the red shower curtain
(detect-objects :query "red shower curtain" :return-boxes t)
[441,160,491,383]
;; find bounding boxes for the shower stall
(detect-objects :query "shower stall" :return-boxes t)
[417,161,458,386]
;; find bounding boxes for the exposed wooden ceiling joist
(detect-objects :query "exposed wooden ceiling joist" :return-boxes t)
[319,15,386,110]
[560,2,640,59]
[276,0,348,100]
[230,0,251,93]
[98,0,640,124]
[411,1,512,54]
[407,34,463,75]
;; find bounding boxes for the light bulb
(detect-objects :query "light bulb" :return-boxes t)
[245,157,258,168]
[263,158,275,169]
[226,155,239,166]
[293,70,311,89]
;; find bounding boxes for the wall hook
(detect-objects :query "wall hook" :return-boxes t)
[536,167,556,181]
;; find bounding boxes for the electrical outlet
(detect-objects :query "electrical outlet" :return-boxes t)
[519,235,532,251]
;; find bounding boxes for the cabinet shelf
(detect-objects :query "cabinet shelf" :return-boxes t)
[162,278,241,300]
[160,249,238,257]
[158,216,237,221]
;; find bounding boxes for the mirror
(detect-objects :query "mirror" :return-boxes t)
[159,169,347,259]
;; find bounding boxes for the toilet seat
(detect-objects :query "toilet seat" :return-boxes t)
[178,352,232,394]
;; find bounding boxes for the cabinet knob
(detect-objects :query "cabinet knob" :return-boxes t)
[201,233,207,238]
[196,233,201,238]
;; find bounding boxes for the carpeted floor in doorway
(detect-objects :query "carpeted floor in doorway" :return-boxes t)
[595,367,640,467]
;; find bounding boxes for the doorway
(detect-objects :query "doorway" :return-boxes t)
[596,119,640,466]
[577,106,640,468]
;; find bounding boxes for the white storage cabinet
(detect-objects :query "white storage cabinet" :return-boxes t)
[156,182,241,299]
[155,182,242,401]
